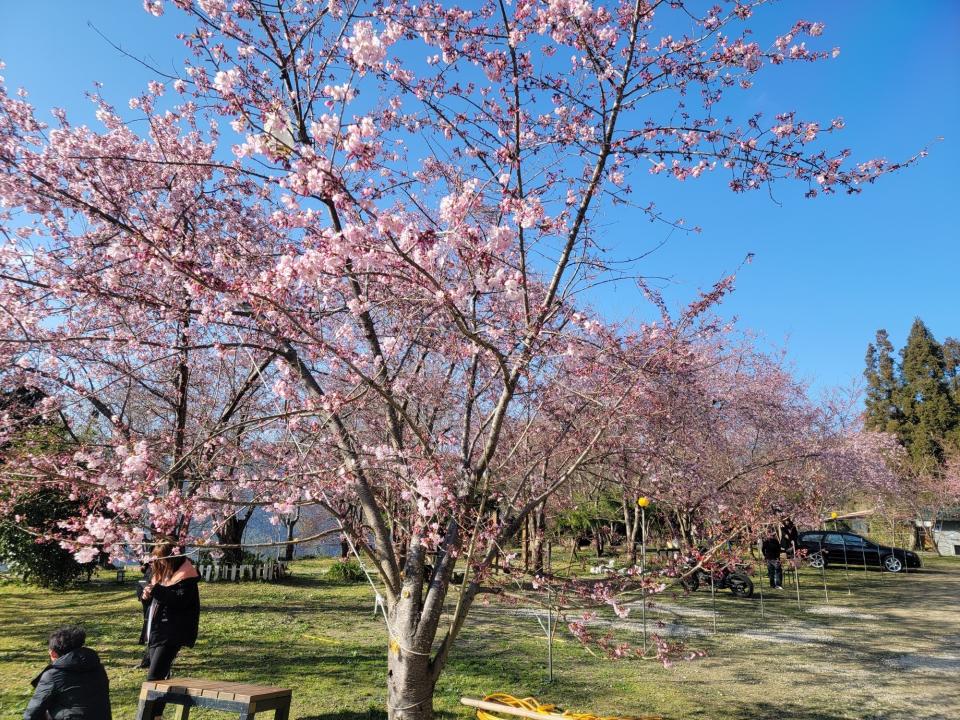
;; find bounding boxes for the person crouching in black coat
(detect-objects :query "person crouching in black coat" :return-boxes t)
[23,625,111,720]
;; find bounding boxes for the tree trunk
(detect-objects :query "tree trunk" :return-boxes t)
[593,524,604,558]
[491,509,501,573]
[623,497,639,567]
[521,515,530,571]
[676,510,695,549]
[382,526,465,720]
[283,516,297,562]
[215,512,251,565]
[386,642,436,720]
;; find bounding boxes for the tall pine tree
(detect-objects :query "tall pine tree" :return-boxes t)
[864,329,901,435]
[865,320,960,469]
[898,320,960,467]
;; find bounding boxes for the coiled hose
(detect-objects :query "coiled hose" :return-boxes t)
[471,693,663,720]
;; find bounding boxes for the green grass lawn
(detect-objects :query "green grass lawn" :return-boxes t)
[1,555,958,720]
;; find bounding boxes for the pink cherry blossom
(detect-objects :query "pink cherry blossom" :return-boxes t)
[0,1,924,716]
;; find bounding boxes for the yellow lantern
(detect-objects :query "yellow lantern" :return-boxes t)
[637,497,650,508]
[830,511,838,520]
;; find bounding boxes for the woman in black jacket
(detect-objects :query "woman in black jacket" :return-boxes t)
[140,542,201,682]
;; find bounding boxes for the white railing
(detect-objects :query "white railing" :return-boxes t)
[196,561,289,582]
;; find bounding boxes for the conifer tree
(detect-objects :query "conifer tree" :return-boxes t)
[898,319,960,466]
[864,329,902,434]
[865,320,960,469]
[865,322,960,550]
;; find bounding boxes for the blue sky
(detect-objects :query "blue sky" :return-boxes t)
[2,1,958,398]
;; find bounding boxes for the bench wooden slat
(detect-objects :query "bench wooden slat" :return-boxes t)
[248,688,292,701]
[148,678,291,702]
[148,678,219,691]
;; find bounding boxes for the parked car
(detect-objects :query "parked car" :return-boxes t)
[795,531,922,573]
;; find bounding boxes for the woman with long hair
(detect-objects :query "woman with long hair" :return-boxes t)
[139,540,201,685]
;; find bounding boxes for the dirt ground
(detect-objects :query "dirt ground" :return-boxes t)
[622,555,958,719]
[466,555,960,720]
[667,558,960,720]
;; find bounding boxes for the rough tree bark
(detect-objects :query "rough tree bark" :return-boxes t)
[282,507,300,562]
[386,643,435,720]
[622,496,641,566]
[215,510,253,565]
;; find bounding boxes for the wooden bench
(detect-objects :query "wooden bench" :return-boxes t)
[136,678,292,719]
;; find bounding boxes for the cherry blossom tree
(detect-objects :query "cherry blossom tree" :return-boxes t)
[580,330,900,564]
[634,341,823,544]
[0,0,922,716]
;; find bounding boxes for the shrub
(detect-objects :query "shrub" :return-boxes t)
[0,488,98,588]
[326,559,365,583]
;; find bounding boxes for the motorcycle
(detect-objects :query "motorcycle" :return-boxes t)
[680,564,754,598]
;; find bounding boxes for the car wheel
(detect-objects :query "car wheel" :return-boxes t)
[882,555,903,573]
[808,552,826,569]
[727,573,754,599]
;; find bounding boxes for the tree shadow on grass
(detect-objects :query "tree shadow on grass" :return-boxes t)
[201,600,373,615]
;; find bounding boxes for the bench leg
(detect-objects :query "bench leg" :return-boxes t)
[274,705,290,720]
[135,699,158,720]
[173,705,191,720]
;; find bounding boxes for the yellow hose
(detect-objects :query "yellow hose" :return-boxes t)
[475,693,663,720]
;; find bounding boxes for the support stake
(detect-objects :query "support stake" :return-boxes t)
[640,505,647,653]
[710,571,717,634]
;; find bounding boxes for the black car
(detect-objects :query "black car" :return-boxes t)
[795,531,922,573]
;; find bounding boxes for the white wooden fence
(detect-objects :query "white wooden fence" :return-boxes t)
[196,561,289,582]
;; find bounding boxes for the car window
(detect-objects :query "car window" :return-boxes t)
[801,532,823,543]
[842,534,867,546]
[823,533,846,545]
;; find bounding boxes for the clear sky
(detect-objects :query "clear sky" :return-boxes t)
[2,1,958,398]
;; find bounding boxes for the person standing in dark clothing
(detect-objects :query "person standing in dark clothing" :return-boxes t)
[23,626,112,720]
[780,517,800,558]
[761,529,784,590]
[139,542,201,682]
